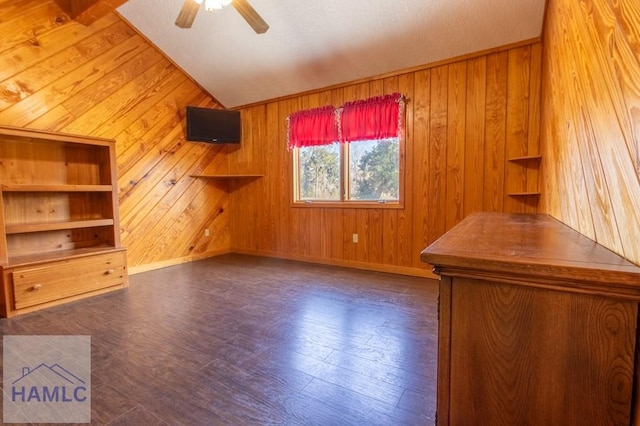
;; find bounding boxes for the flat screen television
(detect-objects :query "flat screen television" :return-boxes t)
[186,106,241,143]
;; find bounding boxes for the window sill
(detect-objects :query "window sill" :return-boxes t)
[292,201,404,210]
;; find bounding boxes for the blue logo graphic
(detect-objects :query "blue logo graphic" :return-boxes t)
[11,363,88,403]
[3,335,91,423]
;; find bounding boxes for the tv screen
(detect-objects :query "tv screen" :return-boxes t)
[186,106,241,143]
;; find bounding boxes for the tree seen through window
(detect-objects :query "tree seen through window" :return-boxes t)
[297,138,399,202]
[349,139,399,201]
[299,144,340,200]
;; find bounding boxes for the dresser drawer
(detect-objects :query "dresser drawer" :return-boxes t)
[12,251,126,310]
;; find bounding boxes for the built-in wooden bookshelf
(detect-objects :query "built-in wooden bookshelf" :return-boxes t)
[0,126,128,317]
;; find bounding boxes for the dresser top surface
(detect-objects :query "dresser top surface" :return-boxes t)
[421,213,640,288]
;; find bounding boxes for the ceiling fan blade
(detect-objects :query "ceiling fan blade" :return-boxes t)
[232,0,269,34]
[175,0,200,28]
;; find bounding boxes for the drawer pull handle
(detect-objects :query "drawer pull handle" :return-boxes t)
[32,284,42,291]
[105,269,115,275]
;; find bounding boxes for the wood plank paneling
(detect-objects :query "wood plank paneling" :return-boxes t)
[541,0,640,266]
[445,62,466,230]
[54,0,128,26]
[411,70,431,268]
[0,0,548,275]
[382,76,400,266]
[0,19,136,112]
[505,46,532,214]
[0,6,118,83]
[428,65,449,245]
[397,73,414,267]
[231,43,543,275]
[464,56,486,217]
[265,101,280,253]
[0,34,150,126]
[0,1,229,271]
[527,43,542,204]
[483,52,508,213]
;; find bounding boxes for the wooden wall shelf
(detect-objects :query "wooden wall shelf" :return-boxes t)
[507,155,542,205]
[507,192,540,196]
[508,155,542,162]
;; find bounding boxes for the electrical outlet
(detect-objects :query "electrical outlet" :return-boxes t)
[204,228,210,237]
[352,233,358,243]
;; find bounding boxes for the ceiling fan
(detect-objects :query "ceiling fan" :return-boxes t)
[175,0,269,34]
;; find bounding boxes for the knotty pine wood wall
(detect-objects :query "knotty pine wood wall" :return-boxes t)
[0,1,230,272]
[231,42,543,275]
[540,0,640,266]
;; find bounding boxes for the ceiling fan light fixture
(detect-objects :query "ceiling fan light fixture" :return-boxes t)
[204,0,232,11]
[175,0,268,33]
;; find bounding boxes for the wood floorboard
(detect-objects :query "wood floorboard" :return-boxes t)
[0,254,437,425]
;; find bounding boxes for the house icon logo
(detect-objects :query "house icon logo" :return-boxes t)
[11,363,88,403]
[3,335,91,424]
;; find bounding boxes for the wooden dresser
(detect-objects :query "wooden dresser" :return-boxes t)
[421,212,640,425]
[0,126,128,317]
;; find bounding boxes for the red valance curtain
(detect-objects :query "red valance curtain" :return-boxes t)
[339,93,404,143]
[287,93,405,149]
[287,106,339,149]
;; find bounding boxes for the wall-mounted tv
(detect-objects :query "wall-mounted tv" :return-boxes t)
[186,106,241,143]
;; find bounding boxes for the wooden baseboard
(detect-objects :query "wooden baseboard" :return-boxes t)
[130,248,438,280]
[128,249,232,275]
[231,248,438,279]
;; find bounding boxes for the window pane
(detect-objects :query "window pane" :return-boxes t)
[348,138,399,201]
[298,144,341,200]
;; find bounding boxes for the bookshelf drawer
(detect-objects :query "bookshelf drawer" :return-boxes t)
[12,252,126,310]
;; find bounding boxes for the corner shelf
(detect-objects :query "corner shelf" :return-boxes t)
[508,155,542,162]
[508,192,541,197]
[507,155,542,201]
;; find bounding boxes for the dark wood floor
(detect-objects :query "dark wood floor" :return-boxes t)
[0,254,438,425]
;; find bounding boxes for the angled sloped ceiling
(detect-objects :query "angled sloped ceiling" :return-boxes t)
[117,0,546,108]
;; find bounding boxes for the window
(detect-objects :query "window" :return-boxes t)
[289,93,404,206]
[348,138,399,201]
[298,144,340,200]
[295,138,400,202]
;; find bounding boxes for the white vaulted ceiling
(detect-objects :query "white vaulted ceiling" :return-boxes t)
[117,0,546,108]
